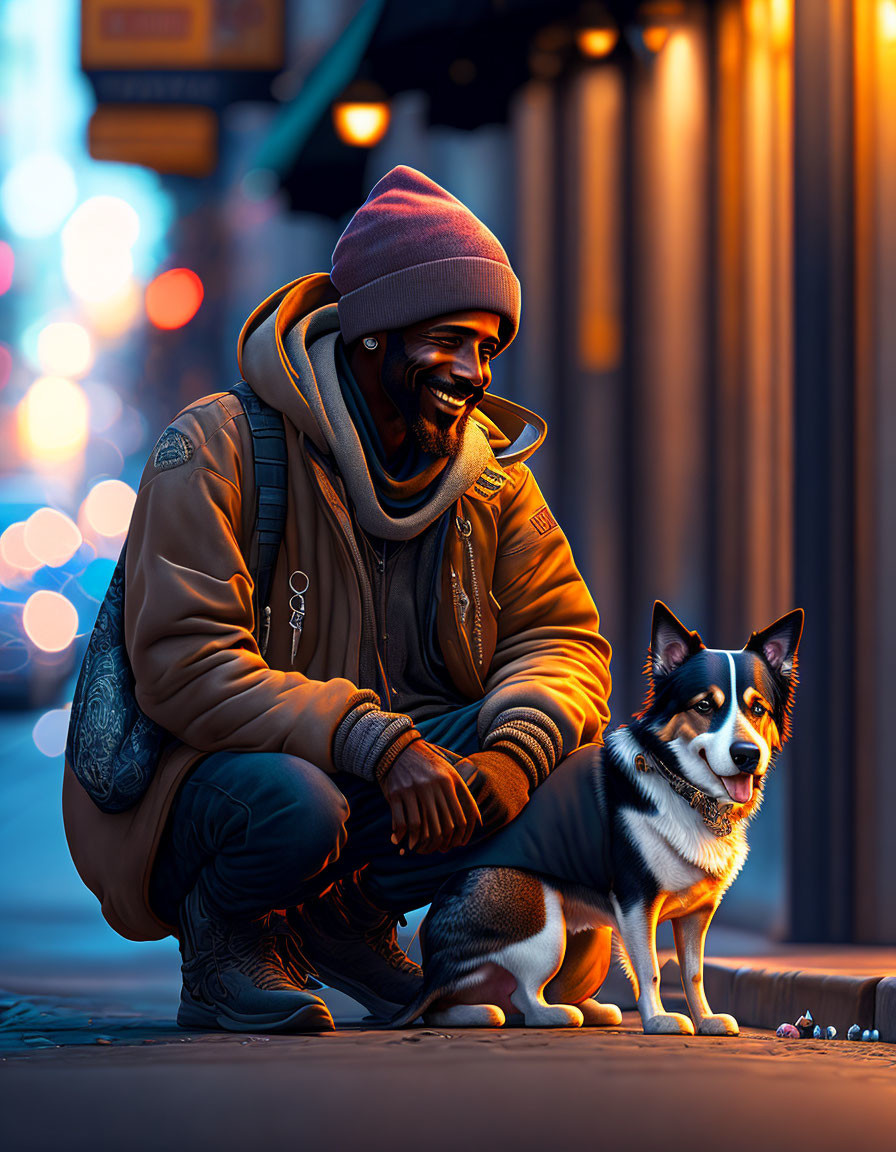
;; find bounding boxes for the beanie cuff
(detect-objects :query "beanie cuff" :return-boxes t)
[335,257,521,350]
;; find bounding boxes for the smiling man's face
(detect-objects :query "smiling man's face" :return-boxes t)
[379,309,502,458]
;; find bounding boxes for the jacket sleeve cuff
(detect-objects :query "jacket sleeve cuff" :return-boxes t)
[481,707,563,786]
[332,692,421,783]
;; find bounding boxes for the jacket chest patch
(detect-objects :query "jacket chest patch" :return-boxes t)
[530,506,558,535]
[473,465,507,500]
[152,428,194,471]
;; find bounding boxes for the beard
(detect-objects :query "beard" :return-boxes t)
[380,331,477,459]
[411,408,470,458]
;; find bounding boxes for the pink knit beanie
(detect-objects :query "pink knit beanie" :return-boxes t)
[330,166,521,350]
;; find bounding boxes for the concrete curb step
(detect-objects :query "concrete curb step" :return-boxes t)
[659,955,896,1042]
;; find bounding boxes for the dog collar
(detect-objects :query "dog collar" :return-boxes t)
[634,751,733,838]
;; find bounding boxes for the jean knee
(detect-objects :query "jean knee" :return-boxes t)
[261,754,350,874]
[191,749,350,878]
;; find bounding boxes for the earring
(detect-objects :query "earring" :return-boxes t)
[362,336,379,351]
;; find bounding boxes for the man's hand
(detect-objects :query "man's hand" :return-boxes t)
[453,750,533,837]
[381,740,482,854]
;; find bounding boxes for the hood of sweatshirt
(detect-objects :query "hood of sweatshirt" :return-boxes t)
[237,273,547,469]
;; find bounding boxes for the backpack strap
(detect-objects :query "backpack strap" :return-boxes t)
[229,380,287,653]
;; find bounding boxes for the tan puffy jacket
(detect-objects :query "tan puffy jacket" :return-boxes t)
[62,274,612,940]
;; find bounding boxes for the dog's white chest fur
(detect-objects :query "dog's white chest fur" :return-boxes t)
[607,729,748,893]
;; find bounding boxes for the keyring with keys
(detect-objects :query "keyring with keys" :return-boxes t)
[288,570,309,665]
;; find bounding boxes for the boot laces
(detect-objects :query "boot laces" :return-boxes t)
[226,915,304,992]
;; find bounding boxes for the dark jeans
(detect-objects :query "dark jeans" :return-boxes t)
[149,749,486,926]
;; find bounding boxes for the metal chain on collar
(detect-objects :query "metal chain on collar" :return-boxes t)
[634,751,734,838]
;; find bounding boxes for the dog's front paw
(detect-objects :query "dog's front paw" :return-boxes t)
[696,1013,739,1036]
[643,1012,695,1035]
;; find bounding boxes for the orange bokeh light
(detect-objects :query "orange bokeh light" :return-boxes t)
[145,268,204,330]
[82,478,136,538]
[23,590,79,652]
[882,0,896,40]
[577,28,619,58]
[642,25,671,53]
[24,507,82,568]
[0,521,41,575]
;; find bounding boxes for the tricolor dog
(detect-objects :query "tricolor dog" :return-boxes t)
[392,601,803,1035]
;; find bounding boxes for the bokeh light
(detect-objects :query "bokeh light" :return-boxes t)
[23,590,79,653]
[24,508,82,568]
[33,706,72,758]
[36,321,93,378]
[63,243,134,305]
[84,380,124,433]
[882,0,896,40]
[0,522,42,576]
[62,196,140,305]
[82,479,136,538]
[18,376,90,463]
[64,195,140,251]
[145,268,204,330]
[0,152,77,238]
[577,28,620,58]
[0,241,13,295]
[0,344,12,391]
[82,279,141,338]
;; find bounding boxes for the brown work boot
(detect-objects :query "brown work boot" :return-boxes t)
[288,872,422,1020]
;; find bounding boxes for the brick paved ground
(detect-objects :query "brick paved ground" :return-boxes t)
[3,1014,896,1152]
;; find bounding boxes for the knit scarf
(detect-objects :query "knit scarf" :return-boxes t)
[334,339,447,518]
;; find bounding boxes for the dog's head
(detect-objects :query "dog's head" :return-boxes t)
[636,602,803,820]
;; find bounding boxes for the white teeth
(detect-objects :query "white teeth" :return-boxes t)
[429,387,465,408]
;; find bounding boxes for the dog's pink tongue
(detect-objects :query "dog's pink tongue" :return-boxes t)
[723,773,754,804]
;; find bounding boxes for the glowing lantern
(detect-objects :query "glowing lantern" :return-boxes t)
[18,376,90,464]
[82,479,136,538]
[332,83,391,148]
[0,152,77,239]
[145,268,204,330]
[36,321,93,378]
[24,508,82,568]
[627,1,683,57]
[0,241,13,295]
[0,522,42,576]
[641,25,670,52]
[23,590,79,653]
[577,11,620,60]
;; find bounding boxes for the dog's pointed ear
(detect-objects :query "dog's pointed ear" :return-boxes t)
[651,601,705,679]
[743,609,804,677]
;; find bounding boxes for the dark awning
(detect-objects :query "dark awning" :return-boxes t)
[252,0,630,216]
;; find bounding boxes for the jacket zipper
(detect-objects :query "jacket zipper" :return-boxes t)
[455,512,483,668]
[309,458,390,705]
[260,605,272,659]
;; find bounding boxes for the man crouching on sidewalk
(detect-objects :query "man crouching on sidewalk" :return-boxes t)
[63,166,612,1033]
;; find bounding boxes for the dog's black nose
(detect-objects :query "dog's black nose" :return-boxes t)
[730,742,761,771]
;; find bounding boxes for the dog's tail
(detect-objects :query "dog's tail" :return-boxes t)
[388,982,451,1029]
